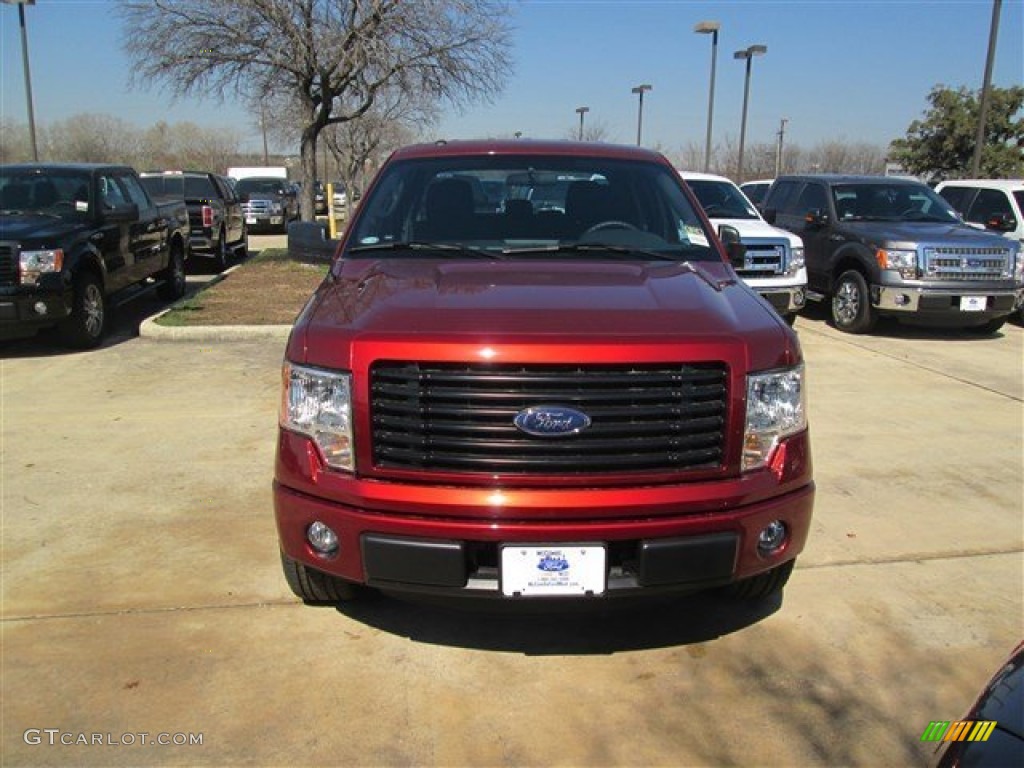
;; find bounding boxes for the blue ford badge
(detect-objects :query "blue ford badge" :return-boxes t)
[537,553,570,572]
[514,406,591,437]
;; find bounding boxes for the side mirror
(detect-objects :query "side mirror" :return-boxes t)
[102,202,139,223]
[804,208,829,229]
[762,207,778,224]
[718,224,746,269]
[986,212,1016,233]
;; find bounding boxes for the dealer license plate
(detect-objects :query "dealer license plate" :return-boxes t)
[500,544,606,597]
[245,217,257,225]
[960,296,987,312]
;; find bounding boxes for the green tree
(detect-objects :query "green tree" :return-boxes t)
[889,84,1024,180]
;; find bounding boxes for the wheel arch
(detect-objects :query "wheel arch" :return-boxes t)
[828,245,876,294]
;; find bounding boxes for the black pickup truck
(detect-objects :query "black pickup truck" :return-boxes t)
[140,170,247,271]
[0,163,190,348]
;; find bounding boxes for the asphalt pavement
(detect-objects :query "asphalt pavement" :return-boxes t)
[1,275,1021,766]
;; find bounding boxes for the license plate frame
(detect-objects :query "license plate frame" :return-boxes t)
[245,217,257,225]
[500,544,607,597]
[960,296,987,312]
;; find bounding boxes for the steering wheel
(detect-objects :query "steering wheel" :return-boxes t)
[900,208,924,219]
[582,220,639,237]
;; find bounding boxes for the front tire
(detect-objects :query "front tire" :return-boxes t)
[157,242,186,301]
[212,229,229,273]
[59,271,106,349]
[723,559,795,600]
[831,270,876,334]
[281,551,360,604]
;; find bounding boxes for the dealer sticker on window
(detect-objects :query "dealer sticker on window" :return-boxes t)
[500,544,606,597]
[959,296,987,312]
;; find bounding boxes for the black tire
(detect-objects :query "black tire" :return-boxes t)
[965,317,1006,335]
[212,229,229,273]
[233,227,249,260]
[59,271,106,349]
[831,270,877,334]
[723,559,795,600]
[157,241,186,301]
[280,551,360,604]
[783,312,798,326]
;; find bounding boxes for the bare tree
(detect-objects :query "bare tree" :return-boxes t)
[41,113,140,164]
[563,119,611,143]
[120,0,513,219]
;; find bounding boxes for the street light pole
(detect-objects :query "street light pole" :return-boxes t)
[631,84,652,146]
[4,0,39,160]
[734,44,767,184]
[971,0,1002,177]
[775,117,788,178]
[694,21,720,173]
[575,106,590,141]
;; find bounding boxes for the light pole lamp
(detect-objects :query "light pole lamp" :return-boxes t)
[694,20,720,173]
[575,106,590,141]
[631,84,652,146]
[734,44,767,184]
[3,0,39,161]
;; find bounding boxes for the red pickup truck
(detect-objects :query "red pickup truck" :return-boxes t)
[274,140,814,605]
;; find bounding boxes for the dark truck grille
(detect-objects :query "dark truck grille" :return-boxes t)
[924,246,1010,281]
[370,362,728,475]
[0,243,17,286]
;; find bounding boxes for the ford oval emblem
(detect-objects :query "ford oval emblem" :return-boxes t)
[537,553,570,572]
[513,405,592,437]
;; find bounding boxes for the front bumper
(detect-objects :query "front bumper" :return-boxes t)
[274,428,815,599]
[874,283,1022,322]
[755,285,806,315]
[0,288,70,338]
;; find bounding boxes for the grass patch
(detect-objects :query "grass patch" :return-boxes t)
[156,248,329,326]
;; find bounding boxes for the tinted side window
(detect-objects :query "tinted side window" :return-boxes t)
[765,180,800,213]
[99,174,129,209]
[119,173,153,211]
[794,183,829,215]
[938,185,973,214]
[966,188,1013,224]
[214,176,235,202]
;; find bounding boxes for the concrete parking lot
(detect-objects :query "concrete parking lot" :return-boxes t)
[1,295,1021,766]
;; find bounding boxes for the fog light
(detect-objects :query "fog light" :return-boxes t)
[757,520,788,557]
[307,521,339,555]
[894,294,910,306]
[34,301,47,315]
[793,289,805,308]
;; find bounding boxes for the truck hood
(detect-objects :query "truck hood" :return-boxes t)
[294,258,796,371]
[709,216,800,244]
[0,213,86,245]
[840,221,1015,249]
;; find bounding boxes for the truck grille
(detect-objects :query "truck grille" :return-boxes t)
[737,241,786,277]
[924,247,1010,281]
[0,242,17,286]
[370,362,728,475]
[242,200,272,216]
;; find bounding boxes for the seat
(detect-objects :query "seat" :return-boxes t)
[32,180,59,208]
[565,181,617,233]
[503,199,534,237]
[836,196,857,220]
[418,178,476,240]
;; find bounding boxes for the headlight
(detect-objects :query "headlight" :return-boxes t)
[743,365,807,472]
[876,248,917,279]
[788,246,805,273]
[1013,248,1023,284]
[280,363,354,472]
[19,249,64,286]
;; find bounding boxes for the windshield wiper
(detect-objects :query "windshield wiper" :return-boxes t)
[501,243,680,261]
[346,241,502,259]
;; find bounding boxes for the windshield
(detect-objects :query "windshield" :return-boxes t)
[346,155,717,261]
[687,179,760,220]
[0,169,92,217]
[741,182,770,206]
[236,178,289,196]
[832,183,959,223]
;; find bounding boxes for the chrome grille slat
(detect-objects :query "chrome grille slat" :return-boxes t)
[371,362,729,475]
[923,246,1011,281]
[0,242,18,286]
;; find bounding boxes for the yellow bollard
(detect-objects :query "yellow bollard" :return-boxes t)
[326,182,337,239]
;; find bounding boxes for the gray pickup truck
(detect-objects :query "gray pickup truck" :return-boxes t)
[762,174,1022,334]
[0,163,190,347]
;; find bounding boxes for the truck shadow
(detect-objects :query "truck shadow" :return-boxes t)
[335,588,781,655]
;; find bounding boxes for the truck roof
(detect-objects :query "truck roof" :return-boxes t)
[935,178,1024,191]
[776,173,926,186]
[2,163,134,174]
[389,139,668,163]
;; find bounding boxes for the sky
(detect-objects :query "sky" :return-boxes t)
[1,0,1022,157]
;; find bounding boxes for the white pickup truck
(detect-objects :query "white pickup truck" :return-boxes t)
[680,171,807,324]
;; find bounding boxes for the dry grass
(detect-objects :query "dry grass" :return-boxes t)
[157,249,328,326]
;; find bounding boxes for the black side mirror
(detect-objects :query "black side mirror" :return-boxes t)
[762,207,778,225]
[718,224,746,269]
[986,212,1016,232]
[804,208,829,229]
